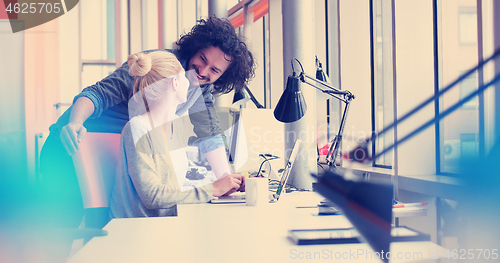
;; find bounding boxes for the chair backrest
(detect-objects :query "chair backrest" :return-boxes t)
[72,132,121,209]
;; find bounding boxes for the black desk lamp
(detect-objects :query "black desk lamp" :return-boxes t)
[232,85,265,108]
[274,58,355,172]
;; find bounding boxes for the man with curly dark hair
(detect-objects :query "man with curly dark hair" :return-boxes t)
[39,15,256,241]
[176,16,255,94]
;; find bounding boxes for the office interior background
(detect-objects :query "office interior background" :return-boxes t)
[1,0,500,251]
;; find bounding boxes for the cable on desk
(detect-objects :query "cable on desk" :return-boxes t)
[285,183,313,193]
[256,154,279,177]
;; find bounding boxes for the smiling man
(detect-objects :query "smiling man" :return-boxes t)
[188,46,230,85]
[39,16,255,234]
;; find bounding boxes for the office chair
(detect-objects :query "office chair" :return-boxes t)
[72,132,121,232]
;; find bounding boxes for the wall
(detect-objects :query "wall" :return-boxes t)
[58,3,79,107]
[0,20,28,182]
[23,16,60,181]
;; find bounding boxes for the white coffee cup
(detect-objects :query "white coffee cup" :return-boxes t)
[246,177,269,206]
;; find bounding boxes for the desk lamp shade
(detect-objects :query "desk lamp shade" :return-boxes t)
[316,62,328,82]
[273,73,307,123]
[232,88,250,108]
[314,59,333,101]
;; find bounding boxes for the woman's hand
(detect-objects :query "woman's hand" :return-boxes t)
[237,175,245,192]
[212,173,244,197]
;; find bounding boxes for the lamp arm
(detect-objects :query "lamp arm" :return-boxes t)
[244,86,265,109]
[326,98,352,170]
[300,72,352,96]
[302,80,348,103]
[295,67,355,170]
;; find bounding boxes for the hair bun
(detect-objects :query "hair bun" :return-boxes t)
[128,53,152,77]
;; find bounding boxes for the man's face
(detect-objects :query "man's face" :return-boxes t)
[188,46,232,86]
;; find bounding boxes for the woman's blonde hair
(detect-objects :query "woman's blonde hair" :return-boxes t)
[128,51,184,111]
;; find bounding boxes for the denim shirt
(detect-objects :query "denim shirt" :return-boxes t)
[54,49,224,154]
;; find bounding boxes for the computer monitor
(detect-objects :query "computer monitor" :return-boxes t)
[226,109,285,175]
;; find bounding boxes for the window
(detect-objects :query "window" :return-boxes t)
[372,0,394,167]
[338,0,372,163]
[458,7,477,45]
[80,0,126,90]
[459,73,478,108]
[439,2,480,174]
[228,0,270,109]
[245,14,268,109]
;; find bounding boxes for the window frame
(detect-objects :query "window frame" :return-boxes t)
[79,0,123,92]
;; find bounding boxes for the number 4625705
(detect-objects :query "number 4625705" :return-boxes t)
[444,249,498,260]
[5,3,62,14]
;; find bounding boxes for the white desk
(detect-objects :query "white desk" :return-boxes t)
[68,192,446,263]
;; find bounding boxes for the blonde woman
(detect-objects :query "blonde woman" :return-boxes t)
[110,52,242,218]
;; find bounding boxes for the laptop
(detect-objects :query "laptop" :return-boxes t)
[210,139,302,203]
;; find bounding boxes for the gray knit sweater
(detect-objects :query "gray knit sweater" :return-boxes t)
[110,116,214,218]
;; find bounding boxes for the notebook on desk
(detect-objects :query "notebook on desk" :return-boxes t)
[210,139,302,204]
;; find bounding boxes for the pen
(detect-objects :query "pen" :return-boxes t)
[393,202,427,208]
[296,206,318,209]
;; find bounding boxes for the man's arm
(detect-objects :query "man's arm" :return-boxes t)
[187,85,224,142]
[74,61,134,119]
[60,97,94,155]
[204,146,231,179]
[204,146,245,193]
[186,84,245,192]
[60,60,136,155]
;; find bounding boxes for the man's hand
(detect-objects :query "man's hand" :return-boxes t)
[60,122,87,156]
[60,97,95,156]
[212,173,244,197]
